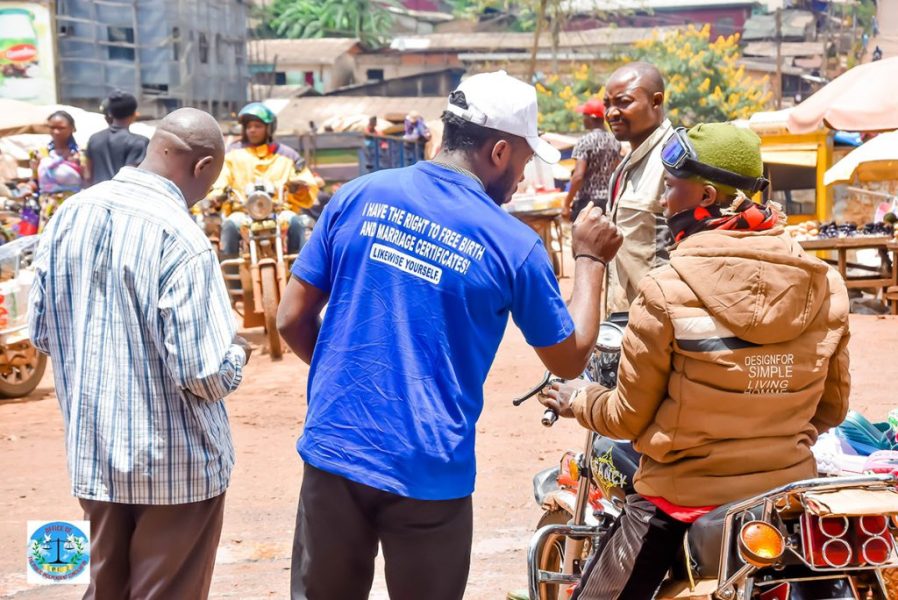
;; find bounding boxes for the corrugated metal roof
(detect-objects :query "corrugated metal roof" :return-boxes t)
[249,38,360,66]
[571,0,758,9]
[276,96,448,134]
[742,10,815,41]
[743,42,824,58]
[390,26,674,53]
[738,58,808,76]
[249,84,318,100]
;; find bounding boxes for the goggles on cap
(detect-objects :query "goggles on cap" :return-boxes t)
[661,127,769,195]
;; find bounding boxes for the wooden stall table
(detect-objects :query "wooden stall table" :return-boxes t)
[798,236,898,291]
[505,192,567,278]
[886,240,898,315]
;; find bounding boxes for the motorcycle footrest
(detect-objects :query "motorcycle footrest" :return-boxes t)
[536,570,580,585]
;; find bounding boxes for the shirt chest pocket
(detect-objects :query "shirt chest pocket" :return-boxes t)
[616,181,663,214]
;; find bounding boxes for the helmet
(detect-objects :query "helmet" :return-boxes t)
[238,102,277,134]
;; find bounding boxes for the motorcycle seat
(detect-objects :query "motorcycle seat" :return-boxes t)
[685,501,763,579]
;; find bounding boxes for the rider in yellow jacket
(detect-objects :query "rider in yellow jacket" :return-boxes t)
[212,103,320,258]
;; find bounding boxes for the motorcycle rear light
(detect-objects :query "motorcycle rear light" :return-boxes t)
[859,516,888,536]
[759,582,789,600]
[821,538,853,568]
[802,515,853,567]
[861,536,892,565]
[856,515,893,565]
[801,514,894,568]
[819,515,850,537]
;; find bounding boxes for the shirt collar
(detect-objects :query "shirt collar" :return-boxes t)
[113,167,189,213]
[626,118,673,166]
[417,160,486,194]
[428,159,485,191]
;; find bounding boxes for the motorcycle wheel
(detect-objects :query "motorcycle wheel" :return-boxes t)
[260,267,284,360]
[0,346,47,399]
[536,509,587,600]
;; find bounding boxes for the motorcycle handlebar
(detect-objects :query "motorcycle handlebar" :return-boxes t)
[512,371,552,406]
[512,371,562,427]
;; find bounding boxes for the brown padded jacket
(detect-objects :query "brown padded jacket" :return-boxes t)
[572,227,850,506]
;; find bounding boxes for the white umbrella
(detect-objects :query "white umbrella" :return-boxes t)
[824,130,898,186]
[0,98,58,136]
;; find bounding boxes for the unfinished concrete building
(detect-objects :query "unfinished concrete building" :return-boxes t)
[55,0,248,118]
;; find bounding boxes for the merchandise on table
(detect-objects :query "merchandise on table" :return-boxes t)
[785,220,895,241]
[0,234,38,332]
[813,410,898,478]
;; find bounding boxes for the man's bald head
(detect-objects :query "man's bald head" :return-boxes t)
[149,108,224,164]
[603,62,666,148]
[608,62,665,96]
[141,108,225,206]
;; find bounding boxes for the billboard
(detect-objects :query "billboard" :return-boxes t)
[0,2,56,103]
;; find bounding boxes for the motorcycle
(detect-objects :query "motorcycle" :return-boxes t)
[218,182,292,360]
[0,193,41,242]
[518,314,898,600]
[0,235,46,399]
[194,198,223,255]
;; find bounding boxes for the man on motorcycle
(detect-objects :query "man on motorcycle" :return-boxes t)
[211,102,319,258]
[540,123,851,599]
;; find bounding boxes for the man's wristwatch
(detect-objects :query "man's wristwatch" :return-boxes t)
[568,387,586,412]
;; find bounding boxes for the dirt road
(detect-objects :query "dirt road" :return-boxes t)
[2,314,898,599]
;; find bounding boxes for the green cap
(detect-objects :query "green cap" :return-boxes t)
[686,123,764,182]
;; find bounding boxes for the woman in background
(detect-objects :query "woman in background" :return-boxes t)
[31,111,84,229]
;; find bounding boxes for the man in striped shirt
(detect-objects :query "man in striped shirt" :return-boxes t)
[29,108,252,600]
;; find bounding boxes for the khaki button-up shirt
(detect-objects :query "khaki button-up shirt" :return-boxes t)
[607,119,674,312]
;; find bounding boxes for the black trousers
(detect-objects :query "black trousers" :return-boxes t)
[290,463,473,600]
[570,193,609,222]
[572,495,691,600]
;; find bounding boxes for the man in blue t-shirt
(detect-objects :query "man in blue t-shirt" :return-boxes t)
[277,70,623,600]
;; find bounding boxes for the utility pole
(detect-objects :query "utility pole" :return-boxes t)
[550,0,561,75]
[528,0,549,81]
[776,8,783,110]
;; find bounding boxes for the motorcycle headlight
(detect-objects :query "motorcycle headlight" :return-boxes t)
[595,322,624,353]
[246,192,273,220]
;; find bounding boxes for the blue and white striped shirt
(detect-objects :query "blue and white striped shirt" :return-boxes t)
[29,167,245,505]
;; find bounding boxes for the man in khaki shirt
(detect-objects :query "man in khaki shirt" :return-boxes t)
[604,63,674,311]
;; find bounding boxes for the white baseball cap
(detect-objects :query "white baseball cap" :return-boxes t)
[445,70,561,164]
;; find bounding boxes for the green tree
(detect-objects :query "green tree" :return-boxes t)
[445,0,539,31]
[629,25,771,127]
[535,63,610,133]
[267,0,399,49]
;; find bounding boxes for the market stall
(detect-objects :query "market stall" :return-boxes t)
[819,130,898,311]
[505,154,568,278]
[787,56,898,135]
[797,235,897,291]
[505,192,567,277]
[740,109,835,224]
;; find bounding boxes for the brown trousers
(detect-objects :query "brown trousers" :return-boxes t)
[79,493,225,600]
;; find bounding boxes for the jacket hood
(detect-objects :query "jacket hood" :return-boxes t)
[668,227,830,345]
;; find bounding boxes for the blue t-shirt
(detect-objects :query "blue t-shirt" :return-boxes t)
[292,161,574,500]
